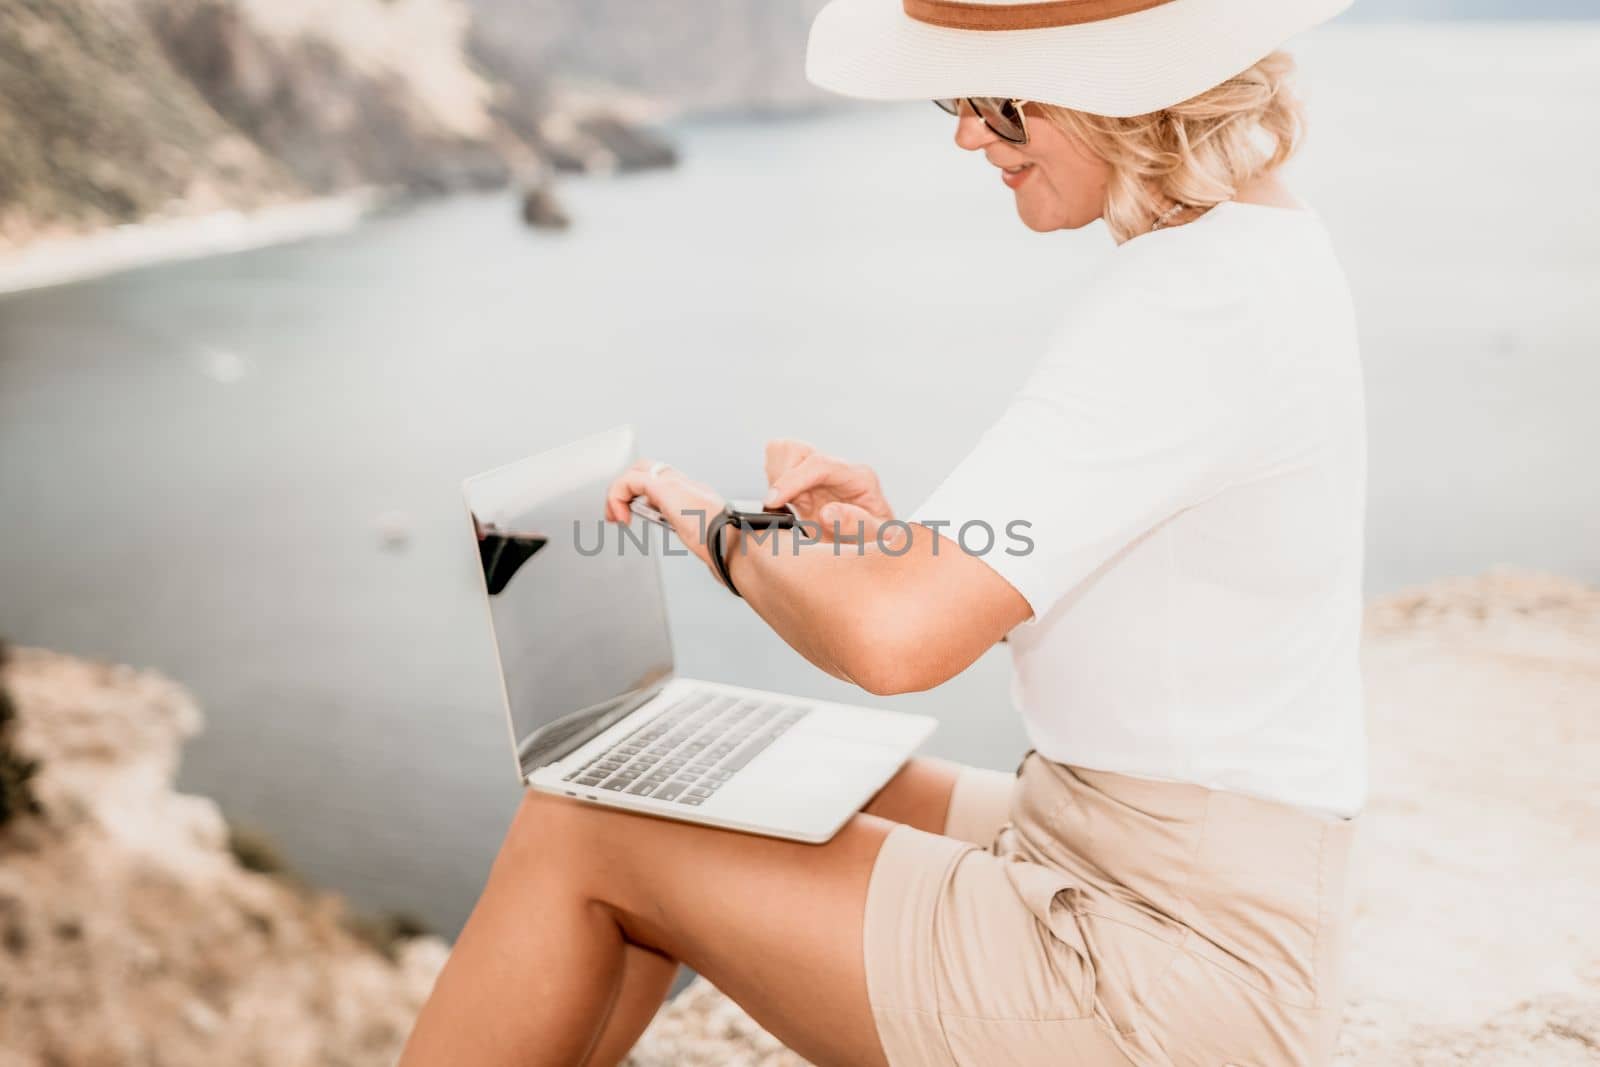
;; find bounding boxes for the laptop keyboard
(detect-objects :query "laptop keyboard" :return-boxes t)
[563,691,810,806]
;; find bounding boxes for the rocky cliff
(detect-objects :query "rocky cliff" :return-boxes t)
[2,0,282,244]
[0,646,446,1067]
[0,0,672,248]
[0,569,1596,1065]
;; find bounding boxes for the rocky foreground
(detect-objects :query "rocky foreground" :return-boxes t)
[1,569,1596,1065]
[0,646,445,1067]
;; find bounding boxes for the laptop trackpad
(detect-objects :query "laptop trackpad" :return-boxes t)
[707,728,907,833]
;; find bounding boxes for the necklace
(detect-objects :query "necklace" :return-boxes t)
[1150,201,1192,231]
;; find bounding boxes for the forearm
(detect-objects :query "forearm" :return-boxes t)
[720,525,1027,695]
[723,529,893,688]
[603,453,1027,693]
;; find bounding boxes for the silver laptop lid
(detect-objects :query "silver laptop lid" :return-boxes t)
[463,426,675,780]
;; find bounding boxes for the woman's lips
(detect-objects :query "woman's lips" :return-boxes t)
[1001,163,1035,190]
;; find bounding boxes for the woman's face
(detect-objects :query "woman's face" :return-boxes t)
[952,103,1110,233]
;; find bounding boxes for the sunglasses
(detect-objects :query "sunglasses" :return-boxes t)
[933,97,1031,145]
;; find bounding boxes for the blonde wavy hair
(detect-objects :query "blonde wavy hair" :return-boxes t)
[1039,51,1305,243]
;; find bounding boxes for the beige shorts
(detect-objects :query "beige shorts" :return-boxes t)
[863,752,1358,1067]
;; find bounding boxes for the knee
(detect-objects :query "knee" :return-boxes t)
[501,788,594,872]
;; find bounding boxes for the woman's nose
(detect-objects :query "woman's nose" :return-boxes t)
[953,103,998,152]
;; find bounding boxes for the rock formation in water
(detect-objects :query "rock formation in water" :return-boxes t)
[519,184,569,231]
[0,569,1596,1065]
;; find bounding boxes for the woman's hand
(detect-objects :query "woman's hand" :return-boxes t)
[604,460,726,568]
[762,439,899,545]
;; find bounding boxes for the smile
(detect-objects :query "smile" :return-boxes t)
[1000,163,1035,189]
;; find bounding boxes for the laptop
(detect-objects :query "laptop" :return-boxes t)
[463,426,937,843]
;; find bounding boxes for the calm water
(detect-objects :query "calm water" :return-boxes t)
[2,31,1598,935]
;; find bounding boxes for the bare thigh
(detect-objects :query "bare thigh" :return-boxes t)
[508,788,900,1067]
[861,756,964,834]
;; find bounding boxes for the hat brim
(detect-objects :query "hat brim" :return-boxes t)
[806,0,1351,118]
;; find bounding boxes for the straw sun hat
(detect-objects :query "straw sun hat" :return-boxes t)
[806,0,1351,118]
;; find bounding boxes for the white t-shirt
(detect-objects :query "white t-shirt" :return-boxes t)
[912,201,1367,817]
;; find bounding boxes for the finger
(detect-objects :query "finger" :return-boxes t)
[763,439,815,486]
[614,460,658,520]
[605,470,653,522]
[764,453,842,508]
[605,473,631,521]
[610,459,688,515]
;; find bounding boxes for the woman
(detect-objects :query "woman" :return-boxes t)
[401,0,1364,1063]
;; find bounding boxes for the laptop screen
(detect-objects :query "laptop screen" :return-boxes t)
[463,427,674,779]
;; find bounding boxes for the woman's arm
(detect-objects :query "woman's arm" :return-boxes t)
[725,523,1028,695]
[604,453,1029,696]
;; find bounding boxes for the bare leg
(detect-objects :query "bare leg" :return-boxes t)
[400,794,893,1066]
[861,755,962,833]
[581,944,679,1067]
[399,758,966,1067]
[592,756,965,1063]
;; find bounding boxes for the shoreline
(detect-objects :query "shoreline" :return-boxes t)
[0,190,385,297]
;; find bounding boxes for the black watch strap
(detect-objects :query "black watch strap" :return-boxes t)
[706,508,742,598]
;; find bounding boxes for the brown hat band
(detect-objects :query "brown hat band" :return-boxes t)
[903,0,1180,31]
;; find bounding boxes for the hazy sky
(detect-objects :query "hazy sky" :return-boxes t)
[1350,0,1596,17]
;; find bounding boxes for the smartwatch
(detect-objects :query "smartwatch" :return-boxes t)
[708,500,799,597]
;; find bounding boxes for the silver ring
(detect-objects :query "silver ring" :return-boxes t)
[646,461,669,478]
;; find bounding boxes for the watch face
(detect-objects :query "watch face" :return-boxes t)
[727,499,799,527]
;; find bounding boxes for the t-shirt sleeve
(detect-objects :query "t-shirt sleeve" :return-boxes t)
[910,276,1266,623]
